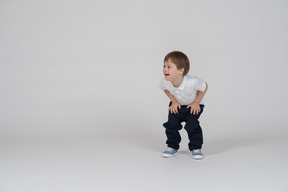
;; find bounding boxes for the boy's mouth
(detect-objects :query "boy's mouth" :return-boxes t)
[165,74,170,77]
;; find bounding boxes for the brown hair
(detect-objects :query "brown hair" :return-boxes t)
[164,51,190,76]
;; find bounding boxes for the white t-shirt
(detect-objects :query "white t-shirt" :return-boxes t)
[159,75,207,105]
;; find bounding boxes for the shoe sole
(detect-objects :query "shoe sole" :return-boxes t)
[162,152,177,158]
[192,155,204,160]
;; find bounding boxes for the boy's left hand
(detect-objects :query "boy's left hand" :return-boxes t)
[187,102,201,115]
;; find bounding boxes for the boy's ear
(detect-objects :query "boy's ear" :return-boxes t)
[178,68,184,74]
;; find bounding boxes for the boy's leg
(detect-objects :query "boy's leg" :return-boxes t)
[163,111,183,150]
[184,105,204,151]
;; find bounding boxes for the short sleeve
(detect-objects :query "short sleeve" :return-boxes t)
[159,78,167,90]
[193,77,206,91]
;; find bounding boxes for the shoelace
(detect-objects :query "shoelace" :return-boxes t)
[166,148,175,152]
[193,149,201,153]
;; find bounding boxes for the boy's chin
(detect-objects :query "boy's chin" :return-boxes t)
[164,76,171,81]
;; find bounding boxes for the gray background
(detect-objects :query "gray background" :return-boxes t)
[1,0,288,192]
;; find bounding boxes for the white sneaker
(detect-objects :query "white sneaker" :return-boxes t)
[162,147,177,158]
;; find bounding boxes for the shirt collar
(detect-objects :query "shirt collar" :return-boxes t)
[173,75,187,91]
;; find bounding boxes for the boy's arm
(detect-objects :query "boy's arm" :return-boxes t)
[187,82,208,114]
[193,82,208,104]
[164,90,181,114]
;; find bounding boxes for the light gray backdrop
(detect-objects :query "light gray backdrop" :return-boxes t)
[1,1,288,192]
[1,0,287,139]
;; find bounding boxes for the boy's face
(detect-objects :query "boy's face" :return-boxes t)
[163,59,184,81]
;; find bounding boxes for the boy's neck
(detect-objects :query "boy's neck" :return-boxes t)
[171,75,184,88]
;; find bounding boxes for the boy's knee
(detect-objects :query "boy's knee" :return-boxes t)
[184,121,200,132]
[163,121,182,130]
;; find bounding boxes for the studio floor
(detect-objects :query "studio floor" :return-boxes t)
[0,130,287,192]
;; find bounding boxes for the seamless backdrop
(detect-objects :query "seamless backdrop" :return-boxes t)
[0,1,288,191]
[1,0,287,138]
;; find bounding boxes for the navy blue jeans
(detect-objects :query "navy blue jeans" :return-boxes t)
[163,102,204,151]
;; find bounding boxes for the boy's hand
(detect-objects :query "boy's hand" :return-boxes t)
[169,101,181,114]
[187,102,201,115]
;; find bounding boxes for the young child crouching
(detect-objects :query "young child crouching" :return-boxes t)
[160,51,208,159]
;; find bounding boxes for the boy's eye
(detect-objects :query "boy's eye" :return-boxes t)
[163,65,170,69]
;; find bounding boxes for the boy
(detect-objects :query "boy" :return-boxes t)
[159,51,208,159]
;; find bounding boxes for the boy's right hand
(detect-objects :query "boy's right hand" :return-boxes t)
[169,101,181,114]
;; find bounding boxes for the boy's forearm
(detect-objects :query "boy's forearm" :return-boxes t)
[193,83,208,104]
[164,90,178,103]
